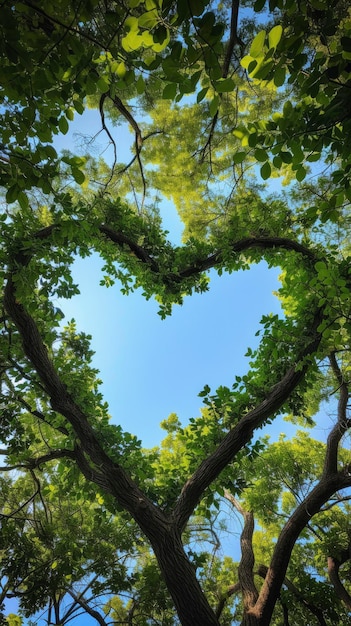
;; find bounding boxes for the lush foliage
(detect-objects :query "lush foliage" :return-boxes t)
[1,0,351,625]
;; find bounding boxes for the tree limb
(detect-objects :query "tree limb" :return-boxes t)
[257,564,328,626]
[173,307,324,531]
[67,589,109,626]
[328,544,351,610]
[224,491,258,610]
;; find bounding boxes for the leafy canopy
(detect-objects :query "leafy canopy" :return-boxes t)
[1,1,351,625]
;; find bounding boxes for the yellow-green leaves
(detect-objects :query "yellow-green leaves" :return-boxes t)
[121,14,170,52]
[250,30,266,58]
[268,25,283,50]
[241,24,284,84]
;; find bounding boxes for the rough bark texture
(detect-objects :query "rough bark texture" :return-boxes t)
[224,492,258,613]
[257,565,327,626]
[328,549,351,610]
[151,529,221,626]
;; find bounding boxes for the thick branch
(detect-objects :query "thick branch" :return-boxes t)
[252,470,351,624]
[173,308,323,531]
[3,273,168,540]
[99,224,159,270]
[200,0,244,162]
[30,222,318,283]
[67,590,109,626]
[324,352,350,475]
[222,0,244,75]
[178,236,316,279]
[328,545,351,610]
[257,564,328,626]
[215,582,240,620]
[224,491,258,610]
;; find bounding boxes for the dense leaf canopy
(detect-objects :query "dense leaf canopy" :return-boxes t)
[1,1,351,625]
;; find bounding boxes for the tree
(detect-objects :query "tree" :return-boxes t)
[1,0,351,624]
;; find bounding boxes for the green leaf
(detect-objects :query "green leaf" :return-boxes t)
[18,191,29,210]
[295,166,306,181]
[197,87,208,103]
[189,0,205,16]
[273,155,282,168]
[162,83,177,99]
[254,148,268,162]
[6,184,19,204]
[138,9,159,29]
[114,61,127,78]
[97,76,110,93]
[58,115,69,135]
[136,74,145,94]
[72,168,85,184]
[209,95,219,117]
[248,132,258,147]
[273,66,286,87]
[250,30,266,58]
[254,0,266,9]
[233,151,246,164]
[280,151,293,163]
[73,99,85,115]
[214,78,235,93]
[260,161,271,179]
[341,36,351,52]
[268,25,283,50]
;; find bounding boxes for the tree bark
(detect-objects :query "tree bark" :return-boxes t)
[328,550,351,610]
[248,472,351,625]
[150,528,220,626]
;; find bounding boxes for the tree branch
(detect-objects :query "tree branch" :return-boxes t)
[67,589,109,626]
[224,491,258,610]
[172,308,324,531]
[324,352,351,475]
[328,544,351,610]
[3,273,169,540]
[0,448,76,472]
[252,471,351,624]
[257,565,328,626]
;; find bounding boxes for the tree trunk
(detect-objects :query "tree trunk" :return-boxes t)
[150,528,220,626]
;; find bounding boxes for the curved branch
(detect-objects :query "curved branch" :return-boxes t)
[29,222,318,284]
[172,308,324,531]
[99,94,117,184]
[0,448,76,472]
[222,0,245,76]
[252,471,351,624]
[328,545,351,610]
[3,273,168,540]
[99,224,159,271]
[224,491,258,610]
[200,0,244,163]
[108,93,146,205]
[215,581,240,620]
[324,352,351,475]
[178,236,317,279]
[67,589,109,626]
[257,565,328,626]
